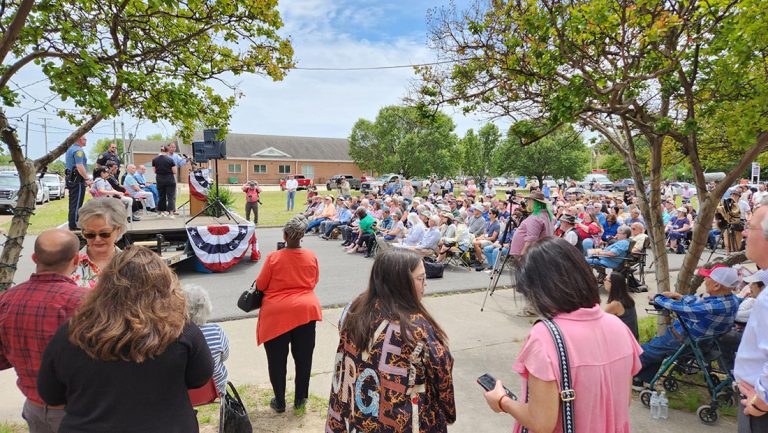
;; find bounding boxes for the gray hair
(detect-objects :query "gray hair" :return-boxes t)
[77,198,127,239]
[284,215,308,243]
[183,284,212,325]
[617,225,632,238]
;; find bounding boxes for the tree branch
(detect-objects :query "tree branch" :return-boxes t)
[0,0,33,65]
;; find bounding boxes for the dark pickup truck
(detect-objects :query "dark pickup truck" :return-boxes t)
[326,174,361,191]
[279,174,314,190]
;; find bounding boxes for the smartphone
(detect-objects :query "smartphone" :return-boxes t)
[477,374,517,400]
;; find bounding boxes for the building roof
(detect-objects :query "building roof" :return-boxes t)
[129,132,351,161]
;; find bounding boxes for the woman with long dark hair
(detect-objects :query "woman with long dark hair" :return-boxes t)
[604,272,639,340]
[326,249,456,432]
[481,237,641,433]
[37,247,213,433]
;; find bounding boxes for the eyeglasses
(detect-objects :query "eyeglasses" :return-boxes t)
[82,228,116,239]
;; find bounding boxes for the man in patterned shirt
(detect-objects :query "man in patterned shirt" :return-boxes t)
[0,229,86,433]
[633,264,740,388]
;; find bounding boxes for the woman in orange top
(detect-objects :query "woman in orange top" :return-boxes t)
[256,215,322,413]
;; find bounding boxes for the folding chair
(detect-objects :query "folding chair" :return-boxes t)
[444,245,473,271]
[188,378,221,430]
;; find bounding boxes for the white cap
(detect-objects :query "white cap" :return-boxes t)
[709,267,740,288]
[744,269,768,286]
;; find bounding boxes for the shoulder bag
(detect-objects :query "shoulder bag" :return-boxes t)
[220,381,252,433]
[236,281,263,313]
[521,319,575,433]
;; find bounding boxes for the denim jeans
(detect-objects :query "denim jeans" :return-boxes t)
[635,329,682,383]
[305,217,328,233]
[286,191,296,210]
[483,245,509,268]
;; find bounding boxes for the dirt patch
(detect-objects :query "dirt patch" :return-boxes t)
[197,384,326,433]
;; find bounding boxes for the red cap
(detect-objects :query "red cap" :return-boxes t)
[696,264,727,278]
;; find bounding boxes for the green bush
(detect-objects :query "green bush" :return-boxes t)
[638,316,657,344]
[204,184,235,217]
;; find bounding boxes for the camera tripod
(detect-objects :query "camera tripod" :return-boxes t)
[481,215,520,312]
[706,225,737,262]
[186,158,235,224]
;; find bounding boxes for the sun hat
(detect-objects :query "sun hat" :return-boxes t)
[528,190,549,204]
[697,265,739,288]
[559,214,576,224]
[471,203,484,213]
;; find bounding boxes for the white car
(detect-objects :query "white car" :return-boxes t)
[35,179,50,204]
[42,173,65,199]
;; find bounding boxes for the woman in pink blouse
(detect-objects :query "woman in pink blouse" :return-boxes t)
[482,237,642,433]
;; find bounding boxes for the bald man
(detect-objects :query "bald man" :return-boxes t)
[0,229,86,433]
[123,164,157,212]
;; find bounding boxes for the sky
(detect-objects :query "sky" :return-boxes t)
[5,0,508,160]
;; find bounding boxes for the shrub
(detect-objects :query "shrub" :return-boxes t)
[204,184,235,217]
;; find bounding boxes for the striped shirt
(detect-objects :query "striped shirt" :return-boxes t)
[199,323,229,394]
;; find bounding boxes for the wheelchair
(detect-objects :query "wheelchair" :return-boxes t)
[638,306,737,425]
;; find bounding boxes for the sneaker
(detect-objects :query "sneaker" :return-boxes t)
[131,216,141,222]
[294,398,308,410]
[270,397,286,413]
[475,264,485,272]
[632,377,645,391]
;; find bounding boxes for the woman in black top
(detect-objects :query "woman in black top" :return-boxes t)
[604,272,639,340]
[152,145,177,217]
[38,246,213,433]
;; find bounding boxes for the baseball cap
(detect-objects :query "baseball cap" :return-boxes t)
[697,265,739,288]
[744,269,768,286]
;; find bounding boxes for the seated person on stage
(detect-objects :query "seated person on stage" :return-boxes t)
[305,196,336,233]
[123,164,156,212]
[321,198,352,240]
[92,167,135,221]
[633,265,740,388]
[666,207,691,253]
[134,164,159,204]
[585,225,631,270]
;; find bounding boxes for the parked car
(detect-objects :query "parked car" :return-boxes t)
[579,173,612,190]
[42,173,65,199]
[279,174,313,191]
[670,182,697,196]
[361,174,400,194]
[492,177,508,187]
[0,173,49,213]
[612,178,635,192]
[326,174,361,191]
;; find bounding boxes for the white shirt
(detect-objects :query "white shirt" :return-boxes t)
[563,229,580,246]
[753,190,767,206]
[734,288,768,402]
[285,179,298,192]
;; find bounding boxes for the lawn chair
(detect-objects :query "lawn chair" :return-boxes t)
[444,245,472,271]
[188,378,221,430]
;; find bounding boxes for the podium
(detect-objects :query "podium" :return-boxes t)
[190,195,206,215]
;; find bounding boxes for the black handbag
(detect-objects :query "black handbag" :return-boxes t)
[220,382,252,433]
[236,281,263,313]
[423,257,445,279]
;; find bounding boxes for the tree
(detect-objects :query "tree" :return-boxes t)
[417,0,768,294]
[496,125,589,185]
[146,133,171,141]
[458,129,481,177]
[89,138,124,161]
[0,0,293,288]
[348,106,459,178]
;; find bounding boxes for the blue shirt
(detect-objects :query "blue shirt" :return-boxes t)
[485,220,500,238]
[602,239,630,267]
[199,323,229,395]
[65,144,87,171]
[602,222,619,241]
[654,294,739,340]
[417,227,441,250]
[170,153,187,168]
[123,174,140,197]
[134,172,147,185]
[380,216,394,231]
[338,207,352,224]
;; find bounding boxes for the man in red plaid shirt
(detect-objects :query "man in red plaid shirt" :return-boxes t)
[0,229,85,433]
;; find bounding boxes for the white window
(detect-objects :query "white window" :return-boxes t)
[253,164,266,173]
[227,164,242,173]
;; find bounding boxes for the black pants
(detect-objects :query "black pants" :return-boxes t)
[738,402,768,432]
[67,181,86,230]
[245,201,259,223]
[263,321,316,405]
[156,179,176,212]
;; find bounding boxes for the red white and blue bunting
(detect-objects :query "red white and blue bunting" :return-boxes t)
[189,168,212,201]
[186,224,260,272]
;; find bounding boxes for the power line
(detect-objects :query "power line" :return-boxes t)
[293,59,465,71]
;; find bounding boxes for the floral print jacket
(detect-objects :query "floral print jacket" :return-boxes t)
[70,246,120,289]
[326,309,456,433]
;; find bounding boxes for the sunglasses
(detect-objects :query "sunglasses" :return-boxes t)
[82,229,116,240]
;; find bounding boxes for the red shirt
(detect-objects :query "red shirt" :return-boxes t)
[256,249,321,345]
[243,186,261,203]
[0,273,87,403]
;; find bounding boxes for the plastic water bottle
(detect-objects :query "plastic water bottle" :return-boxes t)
[650,391,660,419]
[658,391,669,420]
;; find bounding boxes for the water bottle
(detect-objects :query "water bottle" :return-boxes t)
[650,391,660,419]
[659,391,669,420]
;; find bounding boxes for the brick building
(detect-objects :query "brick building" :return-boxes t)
[129,132,365,185]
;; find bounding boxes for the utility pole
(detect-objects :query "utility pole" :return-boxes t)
[42,118,49,153]
[113,119,117,144]
[24,115,29,159]
[120,120,126,164]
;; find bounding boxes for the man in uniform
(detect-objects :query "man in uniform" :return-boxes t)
[94,142,121,179]
[65,136,90,230]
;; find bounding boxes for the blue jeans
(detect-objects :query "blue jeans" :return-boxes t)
[585,256,621,269]
[582,238,594,255]
[141,184,159,205]
[635,329,682,383]
[286,191,295,210]
[305,217,328,233]
[483,245,509,268]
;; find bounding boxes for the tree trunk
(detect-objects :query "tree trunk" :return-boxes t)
[676,194,717,293]
[645,137,670,293]
[0,111,37,290]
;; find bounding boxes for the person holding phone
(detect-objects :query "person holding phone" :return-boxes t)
[481,237,641,433]
[326,249,455,432]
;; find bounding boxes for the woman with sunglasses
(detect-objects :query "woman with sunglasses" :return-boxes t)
[71,198,127,289]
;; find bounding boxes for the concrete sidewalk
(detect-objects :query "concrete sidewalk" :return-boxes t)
[0,289,735,432]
